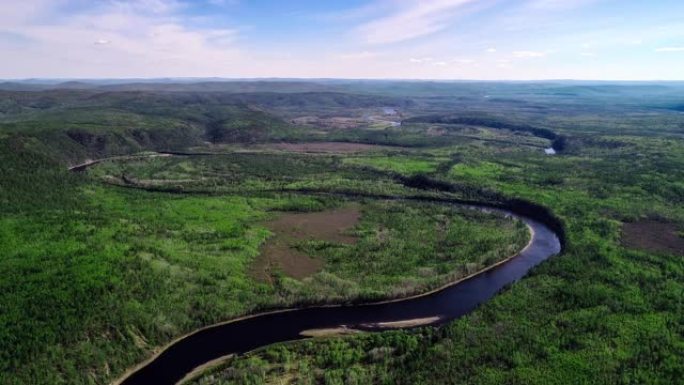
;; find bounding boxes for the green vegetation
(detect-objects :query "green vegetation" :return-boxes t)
[0,115,524,384]
[86,152,412,196]
[278,200,528,302]
[451,161,506,181]
[0,187,268,384]
[1,81,683,385]
[342,156,442,175]
[190,93,684,385]
[0,172,524,384]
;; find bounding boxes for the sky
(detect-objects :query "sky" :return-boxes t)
[1,0,684,80]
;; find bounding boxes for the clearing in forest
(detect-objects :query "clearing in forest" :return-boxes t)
[621,220,684,256]
[251,205,361,282]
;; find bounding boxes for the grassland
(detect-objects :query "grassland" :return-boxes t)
[1,81,683,385]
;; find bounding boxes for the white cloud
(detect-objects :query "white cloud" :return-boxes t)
[1,0,683,80]
[0,0,243,77]
[0,0,63,27]
[110,0,184,14]
[526,0,600,10]
[408,57,451,66]
[339,51,379,59]
[655,47,684,52]
[496,59,511,68]
[512,50,547,58]
[357,0,478,44]
[207,0,239,6]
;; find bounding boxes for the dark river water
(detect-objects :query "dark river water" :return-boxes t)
[118,208,561,385]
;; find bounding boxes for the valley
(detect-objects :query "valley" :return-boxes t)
[0,80,682,385]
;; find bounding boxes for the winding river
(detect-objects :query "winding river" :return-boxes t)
[69,156,562,385]
[117,208,559,385]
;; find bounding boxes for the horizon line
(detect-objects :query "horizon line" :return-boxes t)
[3,77,684,83]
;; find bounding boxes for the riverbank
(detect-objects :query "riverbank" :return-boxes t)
[112,203,559,385]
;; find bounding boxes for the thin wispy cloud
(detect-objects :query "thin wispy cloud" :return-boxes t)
[338,51,379,59]
[526,0,600,10]
[110,0,185,14]
[655,47,684,53]
[356,0,479,45]
[0,0,242,77]
[452,58,475,64]
[1,0,684,79]
[512,50,547,58]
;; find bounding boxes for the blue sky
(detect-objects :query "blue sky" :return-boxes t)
[1,0,684,79]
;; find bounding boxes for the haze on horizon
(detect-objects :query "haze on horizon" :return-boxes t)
[1,0,683,81]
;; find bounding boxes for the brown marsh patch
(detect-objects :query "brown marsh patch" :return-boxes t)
[251,205,361,282]
[621,220,684,256]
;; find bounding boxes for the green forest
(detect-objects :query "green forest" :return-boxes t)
[0,80,682,384]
